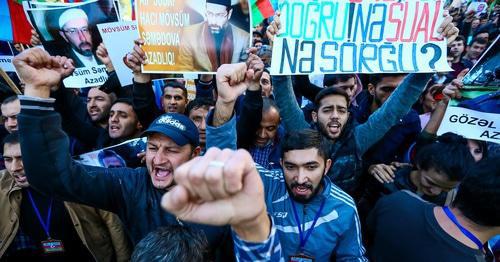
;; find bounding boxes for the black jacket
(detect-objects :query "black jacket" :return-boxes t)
[18,97,234,260]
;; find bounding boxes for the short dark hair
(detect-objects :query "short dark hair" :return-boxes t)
[185,97,214,116]
[281,129,330,160]
[415,132,474,181]
[131,226,208,262]
[368,73,407,87]
[314,87,350,110]
[469,37,488,46]
[262,97,279,115]
[3,131,19,146]
[112,98,134,108]
[163,80,188,100]
[323,74,356,87]
[452,156,500,227]
[1,95,18,106]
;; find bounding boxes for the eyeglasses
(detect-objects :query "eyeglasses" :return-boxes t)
[206,11,228,19]
[62,27,90,35]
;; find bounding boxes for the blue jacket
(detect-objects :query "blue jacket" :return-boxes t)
[270,74,432,197]
[352,91,421,166]
[17,96,234,260]
[207,116,367,261]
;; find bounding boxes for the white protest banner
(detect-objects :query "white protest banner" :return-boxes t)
[270,0,452,75]
[438,36,499,144]
[0,56,15,73]
[26,0,119,87]
[98,21,138,86]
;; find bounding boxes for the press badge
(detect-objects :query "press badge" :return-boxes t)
[41,239,65,253]
[289,253,315,262]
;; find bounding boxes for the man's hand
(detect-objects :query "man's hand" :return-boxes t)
[438,10,460,44]
[161,148,270,242]
[246,47,265,91]
[30,29,42,46]
[216,63,249,104]
[369,163,397,183]
[266,11,281,46]
[13,48,74,98]
[96,43,114,72]
[124,39,150,83]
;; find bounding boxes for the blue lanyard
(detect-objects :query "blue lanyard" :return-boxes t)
[443,206,483,250]
[27,189,53,239]
[291,198,326,251]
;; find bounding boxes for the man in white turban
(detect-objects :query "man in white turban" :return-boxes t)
[58,8,99,68]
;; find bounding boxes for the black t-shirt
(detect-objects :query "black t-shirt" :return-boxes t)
[367,191,486,262]
[3,189,93,261]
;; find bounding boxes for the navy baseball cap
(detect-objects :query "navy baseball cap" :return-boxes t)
[142,113,199,147]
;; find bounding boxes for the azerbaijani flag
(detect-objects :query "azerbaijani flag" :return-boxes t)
[251,0,275,27]
[0,0,32,44]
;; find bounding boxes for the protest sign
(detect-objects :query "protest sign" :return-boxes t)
[270,0,452,75]
[0,42,15,73]
[74,137,146,168]
[97,21,138,86]
[26,0,119,88]
[467,1,489,17]
[438,36,499,144]
[136,0,251,74]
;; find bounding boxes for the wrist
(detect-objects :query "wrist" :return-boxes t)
[232,210,270,242]
[134,72,150,83]
[24,85,51,99]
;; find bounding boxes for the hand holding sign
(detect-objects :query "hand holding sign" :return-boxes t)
[96,43,114,72]
[161,148,270,242]
[13,48,75,98]
[266,11,281,47]
[124,39,150,83]
[30,29,42,46]
[442,69,468,102]
[437,11,460,44]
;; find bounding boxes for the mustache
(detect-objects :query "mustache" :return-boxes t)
[291,182,313,190]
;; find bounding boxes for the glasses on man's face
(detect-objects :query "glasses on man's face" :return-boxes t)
[62,27,90,36]
[206,11,228,19]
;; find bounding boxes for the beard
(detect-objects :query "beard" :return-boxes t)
[72,41,93,57]
[286,181,322,204]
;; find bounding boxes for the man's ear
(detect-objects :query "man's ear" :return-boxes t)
[367,83,376,96]
[136,121,143,131]
[311,111,318,123]
[323,159,332,176]
[191,146,201,158]
[59,31,68,42]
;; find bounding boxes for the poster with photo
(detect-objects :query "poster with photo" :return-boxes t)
[26,0,119,87]
[136,0,251,74]
[74,137,147,168]
[438,36,499,143]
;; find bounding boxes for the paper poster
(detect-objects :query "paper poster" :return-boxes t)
[0,55,15,73]
[26,0,119,88]
[467,1,489,17]
[438,36,499,144]
[270,0,452,75]
[136,0,251,74]
[74,137,146,168]
[97,21,138,86]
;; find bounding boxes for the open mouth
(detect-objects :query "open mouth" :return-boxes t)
[328,122,341,134]
[292,184,312,196]
[154,168,172,180]
[109,125,120,132]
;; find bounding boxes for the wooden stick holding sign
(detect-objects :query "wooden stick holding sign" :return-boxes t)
[0,68,22,95]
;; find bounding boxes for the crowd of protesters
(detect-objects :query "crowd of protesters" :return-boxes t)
[0,0,499,261]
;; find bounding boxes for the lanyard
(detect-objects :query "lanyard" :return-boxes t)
[443,206,483,250]
[291,198,326,251]
[27,189,54,239]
